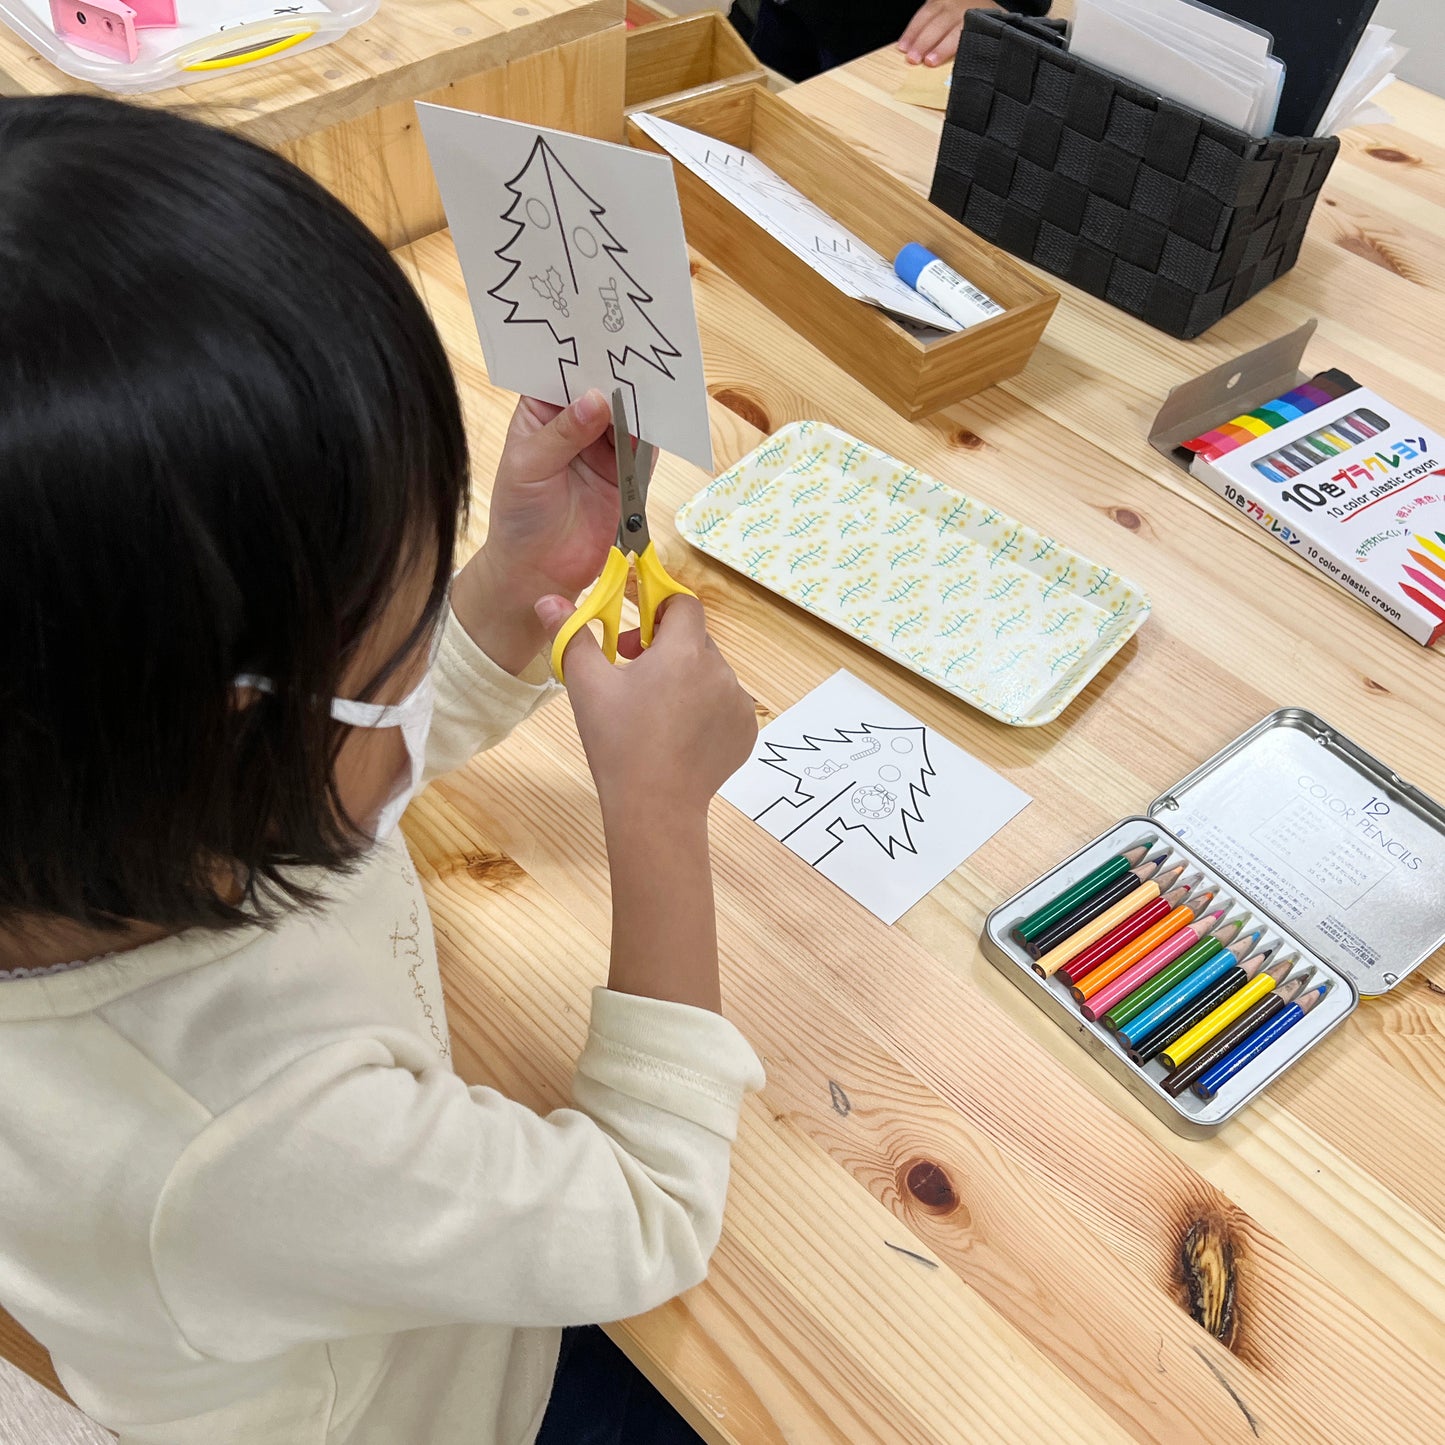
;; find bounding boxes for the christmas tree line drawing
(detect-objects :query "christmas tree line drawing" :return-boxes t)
[752,722,936,868]
[487,135,681,436]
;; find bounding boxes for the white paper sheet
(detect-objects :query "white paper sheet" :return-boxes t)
[720,671,1030,924]
[631,112,961,333]
[418,106,713,470]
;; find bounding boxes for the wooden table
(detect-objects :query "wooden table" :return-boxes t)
[395,41,1445,1445]
[9,25,1445,1445]
[0,0,625,248]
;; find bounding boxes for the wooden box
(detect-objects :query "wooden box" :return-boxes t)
[626,84,1059,419]
[625,11,767,112]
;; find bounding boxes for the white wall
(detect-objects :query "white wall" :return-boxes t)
[1374,0,1445,95]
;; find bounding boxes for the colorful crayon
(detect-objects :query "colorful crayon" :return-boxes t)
[1032,864,1185,979]
[1103,920,1243,1033]
[1057,886,1190,986]
[1409,549,1445,587]
[1416,534,1445,567]
[1012,840,1157,943]
[1125,948,1273,1062]
[1194,982,1329,1101]
[1160,968,1310,1098]
[1104,928,1261,1036]
[1404,566,1445,609]
[1069,890,1210,1000]
[1159,956,1292,1070]
[1403,583,1445,624]
[1078,907,1224,1020]
[1026,855,1167,958]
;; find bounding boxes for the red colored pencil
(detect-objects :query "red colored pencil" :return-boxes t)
[1057,887,1186,985]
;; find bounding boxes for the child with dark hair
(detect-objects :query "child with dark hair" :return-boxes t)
[0,94,761,1445]
[734,0,1052,83]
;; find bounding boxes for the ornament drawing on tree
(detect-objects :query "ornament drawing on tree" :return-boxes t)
[753,723,934,866]
[488,134,681,435]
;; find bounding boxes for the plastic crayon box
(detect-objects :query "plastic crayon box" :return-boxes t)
[981,711,1445,1137]
[1150,322,1445,647]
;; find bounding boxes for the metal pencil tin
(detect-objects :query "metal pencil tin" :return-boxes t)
[982,709,1445,1136]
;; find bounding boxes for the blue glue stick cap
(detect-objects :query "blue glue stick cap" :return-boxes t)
[895,243,937,290]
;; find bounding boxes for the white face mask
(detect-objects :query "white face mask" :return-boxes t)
[327,671,435,842]
[235,618,441,845]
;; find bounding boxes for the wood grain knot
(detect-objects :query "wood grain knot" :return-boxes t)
[463,852,525,889]
[1363,676,1390,695]
[689,259,702,278]
[710,386,773,433]
[900,1158,959,1215]
[1178,1215,1240,1348]
[1109,507,1143,532]
[1367,147,1418,165]
[754,699,777,725]
[950,427,985,450]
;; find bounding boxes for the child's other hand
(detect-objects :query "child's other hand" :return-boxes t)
[898,0,977,66]
[454,391,620,673]
[536,593,756,821]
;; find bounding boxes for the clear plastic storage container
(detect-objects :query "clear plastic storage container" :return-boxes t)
[0,0,378,94]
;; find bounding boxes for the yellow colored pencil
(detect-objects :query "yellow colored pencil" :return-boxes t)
[1160,956,1291,1069]
[1033,863,1185,978]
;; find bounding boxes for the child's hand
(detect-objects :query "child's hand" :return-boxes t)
[453,391,621,674]
[899,0,978,66]
[537,593,756,821]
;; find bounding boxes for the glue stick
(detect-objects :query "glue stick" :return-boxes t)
[894,244,1003,329]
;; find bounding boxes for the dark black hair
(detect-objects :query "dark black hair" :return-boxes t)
[0,95,469,933]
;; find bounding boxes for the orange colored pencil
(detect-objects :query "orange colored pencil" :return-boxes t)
[1033,864,1186,978]
[1073,891,1215,1001]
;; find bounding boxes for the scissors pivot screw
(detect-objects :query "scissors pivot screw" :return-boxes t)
[625,513,644,534]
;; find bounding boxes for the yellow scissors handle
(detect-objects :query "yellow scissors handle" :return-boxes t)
[634,542,696,648]
[551,546,627,683]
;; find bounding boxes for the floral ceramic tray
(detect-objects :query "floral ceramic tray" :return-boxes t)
[676,422,1150,727]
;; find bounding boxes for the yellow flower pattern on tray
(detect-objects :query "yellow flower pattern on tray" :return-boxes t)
[677,422,1151,727]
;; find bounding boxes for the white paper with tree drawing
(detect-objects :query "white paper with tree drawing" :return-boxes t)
[418,106,713,470]
[721,671,1030,923]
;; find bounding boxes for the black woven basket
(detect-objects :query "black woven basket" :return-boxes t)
[930,10,1339,339]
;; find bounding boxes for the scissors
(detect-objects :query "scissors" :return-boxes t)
[549,387,695,683]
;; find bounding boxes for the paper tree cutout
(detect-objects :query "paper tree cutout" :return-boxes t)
[754,724,934,866]
[488,135,681,434]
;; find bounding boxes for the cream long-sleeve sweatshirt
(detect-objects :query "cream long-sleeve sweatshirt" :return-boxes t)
[0,610,764,1445]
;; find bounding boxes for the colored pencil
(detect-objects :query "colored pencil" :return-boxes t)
[1159,956,1292,1070]
[1356,407,1387,431]
[1077,907,1223,1019]
[1013,840,1156,943]
[1103,920,1243,1033]
[1107,929,1262,1038]
[1194,983,1329,1101]
[1057,886,1189,986]
[1032,864,1184,978]
[1126,949,1273,1061]
[1160,969,1310,1098]
[1068,888,1208,999]
[1026,855,1167,958]
[1279,444,1316,472]
[1254,460,1288,483]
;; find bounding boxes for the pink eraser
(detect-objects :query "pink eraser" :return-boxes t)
[50,0,140,62]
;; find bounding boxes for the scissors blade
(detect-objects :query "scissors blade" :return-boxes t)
[610,388,650,552]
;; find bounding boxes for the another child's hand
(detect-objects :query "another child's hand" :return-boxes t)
[537,593,756,822]
[453,391,621,673]
[899,0,979,66]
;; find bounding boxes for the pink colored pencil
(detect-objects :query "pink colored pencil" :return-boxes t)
[1079,910,1224,1022]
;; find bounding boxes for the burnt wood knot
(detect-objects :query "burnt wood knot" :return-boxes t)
[1367,147,1417,165]
[1109,506,1143,532]
[828,1080,851,1116]
[710,386,772,433]
[1179,1214,1240,1348]
[950,426,985,450]
[900,1158,959,1216]
[463,852,525,889]
[689,259,702,278]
